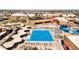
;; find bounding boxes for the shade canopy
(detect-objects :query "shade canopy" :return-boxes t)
[11,13,27,16]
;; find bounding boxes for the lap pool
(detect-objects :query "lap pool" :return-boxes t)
[27,30,54,42]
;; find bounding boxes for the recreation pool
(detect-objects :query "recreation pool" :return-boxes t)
[60,25,79,34]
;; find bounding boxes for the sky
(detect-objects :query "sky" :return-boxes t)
[0,0,79,9]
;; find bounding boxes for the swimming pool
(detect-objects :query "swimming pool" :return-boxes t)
[70,30,79,34]
[27,30,54,42]
[60,25,79,34]
[60,25,71,32]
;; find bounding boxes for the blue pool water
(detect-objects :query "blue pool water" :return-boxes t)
[60,25,79,34]
[60,25,71,32]
[71,30,79,34]
[28,30,54,42]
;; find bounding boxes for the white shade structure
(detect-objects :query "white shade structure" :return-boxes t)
[3,38,22,48]
[42,13,61,16]
[67,14,75,17]
[27,14,35,17]
[63,13,75,17]
[11,13,27,17]
[62,14,67,17]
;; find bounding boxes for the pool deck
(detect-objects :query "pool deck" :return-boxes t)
[14,29,64,50]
